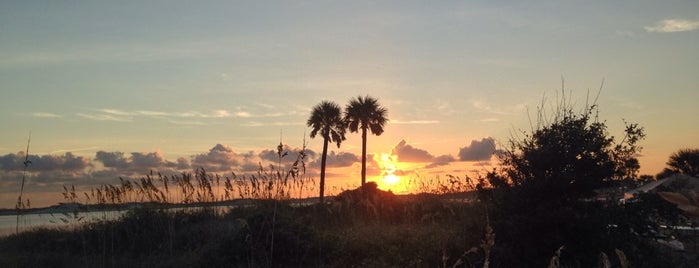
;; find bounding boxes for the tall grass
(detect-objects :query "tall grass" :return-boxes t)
[61,140,312,210]
[15,133,32,234]
[404,173,477,195]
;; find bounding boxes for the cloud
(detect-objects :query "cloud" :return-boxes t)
[471,100,526,116]
[30,112,62,118]
[235,111,252,118]
[2,41,212,67]
[66,105,305,127]
[95,151,129,169]
[436,99,456,116]
[37,152,91,172]
[75,108,268,124]
[240,162,262,172]
[191,144,241,172]
[391,140,434,162]
[259,144,316,165]
[425,154,456,168]
[95,151,181,171]
[391,120,440,125]
[129,151,173,170]
[0,143,322,200]
[309,151,359,168]
[240,121,305,127]
[166,119,206,125]
[479,118,500,123]
[77,113,132,122]
[0,152,91,172]
[0,143,327,203]
[176,157,190,170]
[0,152,27,172]
[99,109,133,116]
[458,137,496,161]
[0,152,95,194]
[645,19,699,33]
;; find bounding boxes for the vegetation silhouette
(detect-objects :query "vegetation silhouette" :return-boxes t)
[1,168,490,267]
[477,90,651,267]
[4,90,695,267]
[307,101,346,203]
[661,148,699,178]
[15,133,31,234]
[344,95,388,186]
[655,148,699,218]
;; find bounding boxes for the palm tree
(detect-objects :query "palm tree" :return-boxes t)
[307,101,346,203]
[345,95,388,186]
[664,148,699,178]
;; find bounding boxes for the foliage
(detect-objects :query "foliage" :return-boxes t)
[62,144,310,208]
[660,148,699,178]
[477,93,650,267]
[496,104,644,205]
[408,174,477,195]
[307,100,346,203]
[15,134,32,234]
[344,95,388,186]
[0,195,491,268]
[308,101,347,149]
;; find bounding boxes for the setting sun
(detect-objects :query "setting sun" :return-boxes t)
[383,174,400,185]
[374,153,410,191]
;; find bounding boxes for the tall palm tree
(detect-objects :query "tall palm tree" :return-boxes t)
[307,101,346,203]
[345,95,388,186]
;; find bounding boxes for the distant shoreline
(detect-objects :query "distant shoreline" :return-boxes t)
[0,191,476,216]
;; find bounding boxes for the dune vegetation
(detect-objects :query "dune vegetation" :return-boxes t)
[1,95,696,267]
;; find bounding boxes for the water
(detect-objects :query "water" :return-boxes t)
[0,210,126,237]
[0,200,315,237]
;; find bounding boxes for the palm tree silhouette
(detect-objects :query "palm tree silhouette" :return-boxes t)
[307,101,346,203]
[345,95,388,186]
[665,148,699,178]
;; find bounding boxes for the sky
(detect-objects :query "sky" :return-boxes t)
[1,1,698,208]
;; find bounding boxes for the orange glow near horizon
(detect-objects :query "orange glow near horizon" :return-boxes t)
[383,174,400,185]
[373,153,411,193]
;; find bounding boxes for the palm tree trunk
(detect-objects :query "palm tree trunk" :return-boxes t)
[361,127,367,186]
[320,137,329,203]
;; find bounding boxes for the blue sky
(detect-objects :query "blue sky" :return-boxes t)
[1,1,698,207]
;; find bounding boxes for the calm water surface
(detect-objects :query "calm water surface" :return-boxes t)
[0,210,126,237]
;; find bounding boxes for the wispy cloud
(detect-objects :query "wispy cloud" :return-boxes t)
[30,112,62,118]
[471,99,527,116]
[240,122,264,127]
[645,19,699,33]
[479,118,500,123]
[99,109,133,116]
[234,111,252,118]
[134,110,168,117]
[77,113,132,122]
[2,40,221,67]
[166,119,207,126]
[75,107,291,124]
[391,119,440,125]
[472,100,509,115]
[436,99,456,116]
[240,121,304,127]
